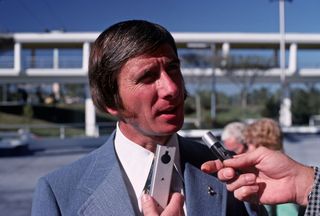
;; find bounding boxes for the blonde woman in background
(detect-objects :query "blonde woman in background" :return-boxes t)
[245,118,283,152]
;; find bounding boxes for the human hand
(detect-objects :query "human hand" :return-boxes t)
[141,193,184,216]
[201,146,314,206]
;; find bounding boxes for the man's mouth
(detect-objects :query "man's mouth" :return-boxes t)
[158,106,178,115]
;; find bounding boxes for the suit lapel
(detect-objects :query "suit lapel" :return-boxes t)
[77,132,136,216]
[184,163,227,216]
[78,165,135,216]
[178,136,227,216]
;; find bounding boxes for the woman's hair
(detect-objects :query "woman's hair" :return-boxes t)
[245,118,283,151]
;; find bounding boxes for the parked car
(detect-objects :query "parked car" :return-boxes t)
[0,129,33,156]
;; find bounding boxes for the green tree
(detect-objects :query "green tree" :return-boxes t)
[262,95,280,119]
[218,55,274,108]
[291,87,320,125]
[23,104,33,123]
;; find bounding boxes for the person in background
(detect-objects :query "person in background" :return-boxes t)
[201,146,319,216]
[244,118,283,152]
[221,122,248,154]
[31,20,262,216]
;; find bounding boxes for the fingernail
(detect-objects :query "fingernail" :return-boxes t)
[142,194,151,202]
[252,185,259,192]
[225,169,234,178]
[201,165,209,172]
[245,174,256,184]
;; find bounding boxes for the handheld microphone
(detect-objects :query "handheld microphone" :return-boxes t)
[202,131,234,161]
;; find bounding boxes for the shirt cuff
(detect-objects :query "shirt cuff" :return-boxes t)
[305,166,320,216]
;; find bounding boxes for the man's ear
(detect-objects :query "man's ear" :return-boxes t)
[106,106,119,117]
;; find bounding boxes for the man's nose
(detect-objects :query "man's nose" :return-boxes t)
[157,72,180,99]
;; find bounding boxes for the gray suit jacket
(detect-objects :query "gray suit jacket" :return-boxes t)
[31,131,264,216]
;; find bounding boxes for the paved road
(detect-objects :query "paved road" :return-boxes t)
[0,134,319,216]
[0,149,89,216]
[283,133,320,166]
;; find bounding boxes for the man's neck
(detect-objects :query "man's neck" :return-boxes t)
[117,122,172,152]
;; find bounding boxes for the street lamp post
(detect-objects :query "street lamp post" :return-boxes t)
[211,44,216,124]
[279,0,285,84]
[278,0,292,127]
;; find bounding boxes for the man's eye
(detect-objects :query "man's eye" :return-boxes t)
[138,71,158,84]
[167,65,182,77]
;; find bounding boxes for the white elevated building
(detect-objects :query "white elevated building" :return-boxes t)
[1,31,320,135]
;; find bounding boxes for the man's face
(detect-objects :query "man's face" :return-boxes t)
[108,44,185,145]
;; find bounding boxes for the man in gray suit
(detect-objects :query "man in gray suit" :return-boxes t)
[31,20,264,216]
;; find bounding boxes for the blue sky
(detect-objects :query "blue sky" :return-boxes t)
[1,0,320,33]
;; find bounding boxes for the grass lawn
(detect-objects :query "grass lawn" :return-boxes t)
[0,112,85,137]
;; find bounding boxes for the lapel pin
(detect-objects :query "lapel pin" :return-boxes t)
[207,186,216,196]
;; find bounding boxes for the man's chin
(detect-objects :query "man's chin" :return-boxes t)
[158,122,183,134]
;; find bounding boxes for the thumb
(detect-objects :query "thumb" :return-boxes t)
[141,194,162,216]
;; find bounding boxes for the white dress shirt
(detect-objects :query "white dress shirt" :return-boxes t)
[114,123,184,214]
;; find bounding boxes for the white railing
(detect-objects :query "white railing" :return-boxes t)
[0,122,116,139]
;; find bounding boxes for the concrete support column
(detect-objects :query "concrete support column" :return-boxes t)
[222,42,230,58]
[220,42,230,68]
[288,43,297,73]
[53,48,59,69]
[85,84,97,136]
[279,84,292,127]
[14,42,21,72]
[83,42,93,136]
[82,42,90,71]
